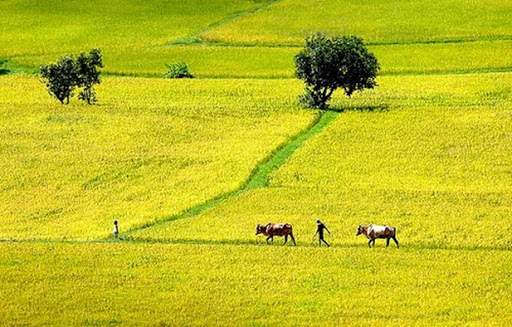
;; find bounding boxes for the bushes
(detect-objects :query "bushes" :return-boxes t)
[40,49,103,104]
[164,62,194,79]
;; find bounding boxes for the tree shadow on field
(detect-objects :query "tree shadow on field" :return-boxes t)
[0,59,11,75]
[327,103,390,113]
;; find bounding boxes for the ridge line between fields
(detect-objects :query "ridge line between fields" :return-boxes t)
[165,35,512,48]
[6,35,511,61]
[97,67,512,79]
[0,238,510,252]
[5,61,512,79]
[117,110,338,239]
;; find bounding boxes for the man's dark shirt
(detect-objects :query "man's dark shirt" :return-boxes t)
[317,223,328,238]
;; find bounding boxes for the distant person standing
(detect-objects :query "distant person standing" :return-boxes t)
[113,220,119,239]
[314,219,330,247]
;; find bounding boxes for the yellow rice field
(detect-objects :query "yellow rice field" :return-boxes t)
[1,0,511,325]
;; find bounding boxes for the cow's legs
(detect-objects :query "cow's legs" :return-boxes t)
[266,236,273,244]
[372,239,376,247]
[368,239,372,248]
[386,238,390,247]
[392,236,399,248]
[284,235,288,245]
[290,233,296,246]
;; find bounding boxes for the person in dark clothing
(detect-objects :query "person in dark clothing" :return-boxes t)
[314,219,331,247]
[113,220,119,239]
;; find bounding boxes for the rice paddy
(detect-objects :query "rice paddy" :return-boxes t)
[1,0,511,325]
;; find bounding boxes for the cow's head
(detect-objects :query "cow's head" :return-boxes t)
[255,224,263,235]
[356,225,363,236]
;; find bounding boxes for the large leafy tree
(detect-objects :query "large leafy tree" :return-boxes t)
[295,34,379,109]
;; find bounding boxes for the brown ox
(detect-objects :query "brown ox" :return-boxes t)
[356,224,399,248]
[255,223,296,245]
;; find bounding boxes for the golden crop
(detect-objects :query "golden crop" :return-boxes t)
[1,0,511,325]
[0,243,510,326]
[0,75,316,240]
[134,73,512,250]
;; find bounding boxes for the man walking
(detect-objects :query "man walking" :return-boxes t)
[314,219,331,247]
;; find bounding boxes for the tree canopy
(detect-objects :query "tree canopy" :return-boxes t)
[40,49,103,105]
[295,34,379,109]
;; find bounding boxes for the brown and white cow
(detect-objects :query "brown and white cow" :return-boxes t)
[255,223,296,245]
[356,224,399,248]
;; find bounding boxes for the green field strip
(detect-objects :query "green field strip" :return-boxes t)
[100,71,291,79]
[367,35,512,46]
[380,66,512,76]
[1,237,510,252]
[119,110,339,239]
[115,238,512,252]
[167,34,512,49]
[101,67,512,79]
[168,0,280,46]
[7,67,512,80]
[0,58,37,75]
[7,36,512,78]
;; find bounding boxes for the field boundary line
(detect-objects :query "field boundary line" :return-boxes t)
[166,34,512,48]
[118,110,338,239]
[1,238,511,252]
[381,67,512,76]
[102,67,512,79]
[8,67,512,79]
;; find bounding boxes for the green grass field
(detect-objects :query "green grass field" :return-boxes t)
[1,0,511,325]
[9,40,512,78]
[201,0,512,44]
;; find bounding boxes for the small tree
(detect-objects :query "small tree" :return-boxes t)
[295,33,379,109]
[40,49,102,105]
[76,48,103,104]
[164,62,194,79]
[40,55,78,104]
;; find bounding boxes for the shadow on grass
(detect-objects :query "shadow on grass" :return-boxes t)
[0,59,10,75]
[326,104,390,113]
